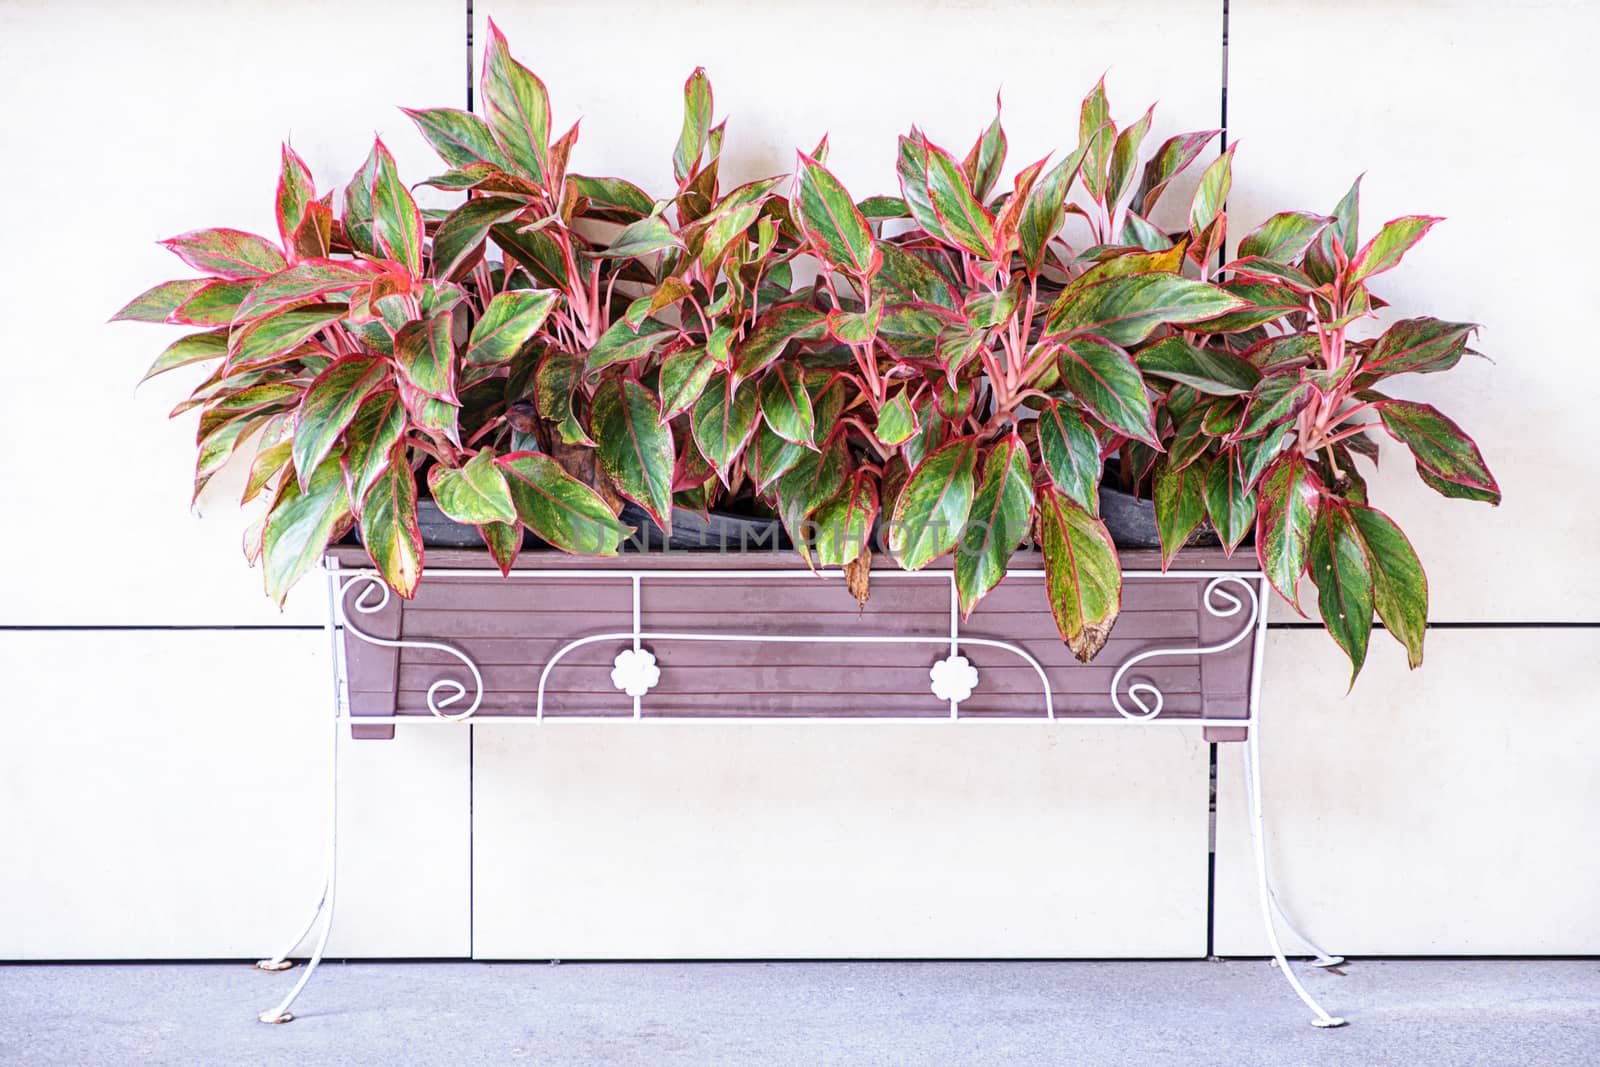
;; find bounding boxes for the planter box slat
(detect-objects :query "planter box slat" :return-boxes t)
[329,547,1261,736]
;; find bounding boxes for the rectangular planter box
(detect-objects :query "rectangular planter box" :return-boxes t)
[328,546,1264,743]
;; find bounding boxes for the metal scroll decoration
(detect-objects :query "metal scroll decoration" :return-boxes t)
[1107,575,1261,721]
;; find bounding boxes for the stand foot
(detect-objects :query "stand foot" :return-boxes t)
[258,1010,295,1025]
[1311,1016,1349,1029]
[255,959,296,972]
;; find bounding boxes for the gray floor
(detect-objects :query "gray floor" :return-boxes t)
[2,959,1597,1066]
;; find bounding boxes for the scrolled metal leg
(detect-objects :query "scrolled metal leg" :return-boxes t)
[257,706,340,1023]
[1244,725,1348,1029]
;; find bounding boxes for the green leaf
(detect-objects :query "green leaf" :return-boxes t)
[858,196,909,220]
[292,356,389,486]
[888,437,977,570]
[1238,211,1331,262]
[480,520,522,576]
[876,303,961,361]
[793,152,880,277]
[923,139,995,257]
[1202,451,1257,553]
[491,223,569,289]
[1350,215,1441,285]
[1135,129,1219,216]
[1018,142,1091,273]
[263,453,352,606]
[962,96,1007,202]
[159,228,285,280]
[1309,503,1375,684]
[275,144,316,248]
[535,348,590,445]
[1055,336,1159,446]
[875,241,956,308]
[112,279,208,323]
[1038,487,1122,663]
[585,317,675,375]
[827,300,883,346]
[1037,399,1101,514]
[235,258,378,320]
[732,304,827,379]
[567,175,654,222]
[1078,78,1115,204]
[749,423,805,492]
[394,311,458,402]
[230,305,346,371]
[1237,426,1293,486]
[139,329,229,383]
[403,107,510,170]
[428,447,517,525]
[775,436,849,560]
[1107,105,1153,210]
[1237,375,1315,438]
[1364,317,1475,377]
[360,444,424,598]
[690,374,761,482]
[758,362,815,446]
[1349,503,1428,669]
[175,280,254,326]
[955,436,1034,615]
[339,389,406,506]
[813,472,879,569]
[431,196,523,279]
[673,67,713,182]
[1136,336,1260,396]
[896,134,943,237]
[1186,281,1302,334]
[1047,273,1248,347]
[1377,399,1500,503]
[602,215,684,258]
[592,378,674,530]
[660,346,716,419]
[498,451,628,555]
[481,19,551,186]
[1153,458,1206,569]
[1189,145,1234,234]
[370,138,422,273]
[874,390,919,447]
[1254,453,1321,611]
[467,290,558,366]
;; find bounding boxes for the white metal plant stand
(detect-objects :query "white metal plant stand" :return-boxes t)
[255,558,1348,1028]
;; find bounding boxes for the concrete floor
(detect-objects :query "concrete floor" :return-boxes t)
[1,959,1597,1065]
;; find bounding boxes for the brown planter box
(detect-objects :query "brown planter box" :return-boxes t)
[327,546,1264,742]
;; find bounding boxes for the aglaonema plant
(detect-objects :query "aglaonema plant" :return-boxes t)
[115,24,1497,683]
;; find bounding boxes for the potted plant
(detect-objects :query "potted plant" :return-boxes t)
[116,23,1497,723]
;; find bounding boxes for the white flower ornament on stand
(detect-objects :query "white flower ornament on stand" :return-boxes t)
[610,648,661,697]
[929,654,979,705]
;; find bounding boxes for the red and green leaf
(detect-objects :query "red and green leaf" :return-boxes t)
[262,453,352,606]
[1037,399,1101,514]
[591,377,675,531]
[793,151,880,277]
[361,443,425,598]
[1153,458,1206,569]
[1055,336,1160,446]
[757,362,815,446]
[467,290,558,366]
[498,451,629,555]
[1046,273,1247,348]
[690,374,761,483]
[481,18,552,186]
[1038,486,1122,663]
[428,447,518,525]
[394,310,458,402]
[292,356,390,486]
[160,228,285,280]
[888,436,978,570]
[1349,503,1428,669]
[1308,502,1375,685]
[1254,453,1321,611]
[955,435,1034,615]
[1376,398,1500,503]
